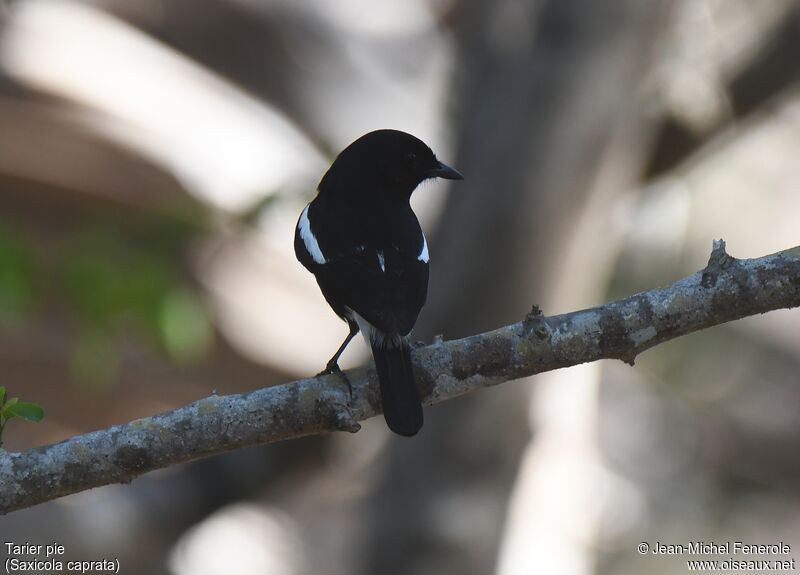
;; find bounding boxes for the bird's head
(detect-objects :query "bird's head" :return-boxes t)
[319,129,462,201]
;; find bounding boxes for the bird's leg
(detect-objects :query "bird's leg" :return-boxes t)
[317,320,359,396]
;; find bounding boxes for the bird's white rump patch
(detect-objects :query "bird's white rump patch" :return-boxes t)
[349,310,402,349]
[298,205,326,264]
[418,234,429,263]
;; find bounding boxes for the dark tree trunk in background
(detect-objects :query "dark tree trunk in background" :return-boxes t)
[363,2,674,574]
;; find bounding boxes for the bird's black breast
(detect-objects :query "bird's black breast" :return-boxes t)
[295,195,428,336]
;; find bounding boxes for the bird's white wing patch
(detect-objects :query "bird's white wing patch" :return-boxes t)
[377,250,386,272]
[298,205,326,264]
[418,233,429,263]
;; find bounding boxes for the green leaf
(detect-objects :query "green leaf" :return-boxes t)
[0,386,6,406]
[5,401,44,422]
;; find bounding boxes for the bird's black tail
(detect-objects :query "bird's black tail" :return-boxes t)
[371,342,423,436]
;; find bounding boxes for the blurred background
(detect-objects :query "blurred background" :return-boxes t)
[0,0,799,573]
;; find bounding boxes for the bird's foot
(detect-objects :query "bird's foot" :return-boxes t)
[317,362,353,398]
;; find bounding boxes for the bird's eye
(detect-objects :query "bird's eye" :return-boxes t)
[405,152,417,163]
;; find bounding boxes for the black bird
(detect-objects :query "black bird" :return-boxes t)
[294,129,462,436]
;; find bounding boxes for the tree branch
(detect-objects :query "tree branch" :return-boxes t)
[1,240,799,514]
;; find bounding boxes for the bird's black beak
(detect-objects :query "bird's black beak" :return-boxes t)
[429,161,463,180]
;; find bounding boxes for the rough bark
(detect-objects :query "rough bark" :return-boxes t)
[1,240,798,514]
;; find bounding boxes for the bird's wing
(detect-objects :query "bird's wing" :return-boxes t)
[294,202,428,336]
[314,245,429,336]
[294,204,327,271]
